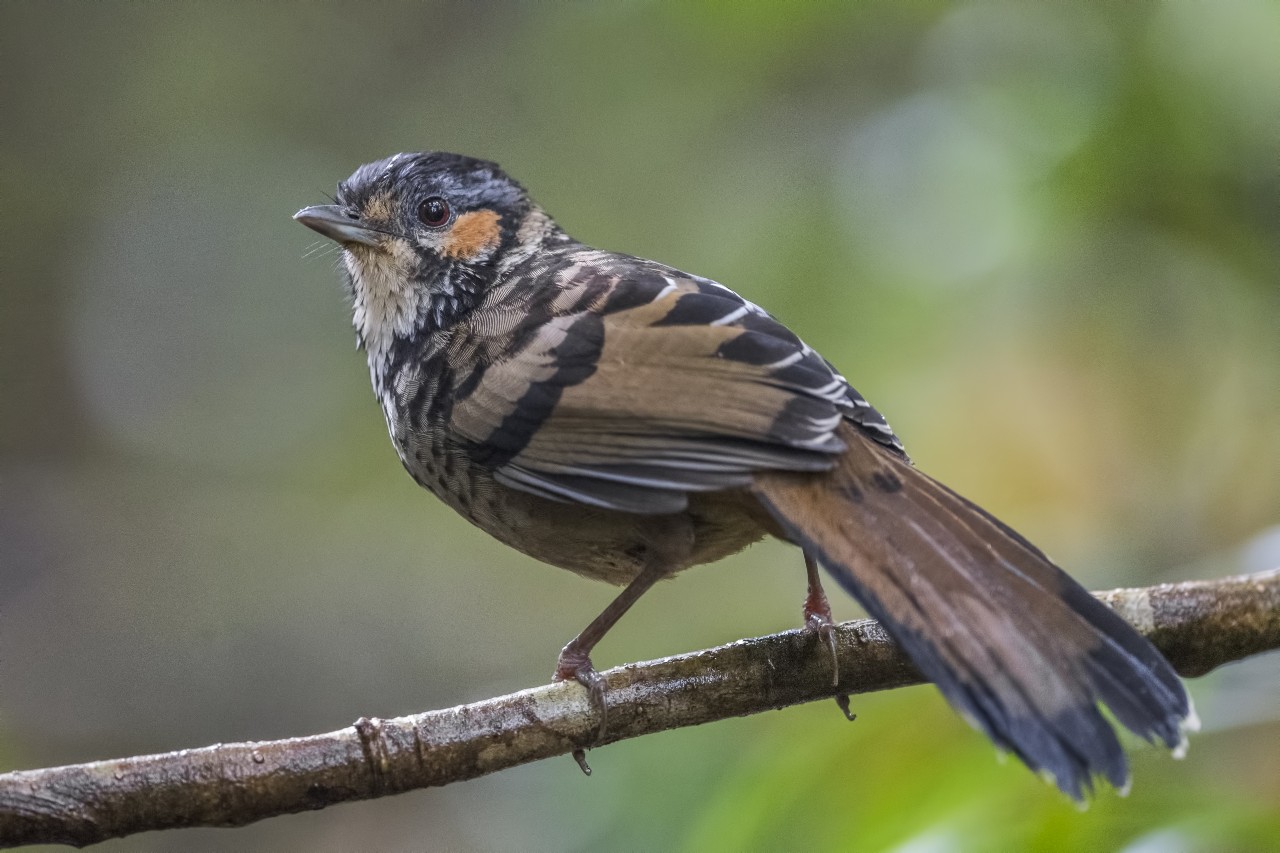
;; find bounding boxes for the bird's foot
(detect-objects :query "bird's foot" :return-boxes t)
[803,590,841,684]
[554,644,608,774]
[803,592,854,720]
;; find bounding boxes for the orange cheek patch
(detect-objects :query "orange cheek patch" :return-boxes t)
[442,209,502,260]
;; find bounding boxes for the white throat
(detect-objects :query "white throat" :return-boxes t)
[344,243,423,376]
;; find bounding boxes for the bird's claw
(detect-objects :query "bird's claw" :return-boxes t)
[807,613,841,684]
[803,594,853,718]
[555,646,608,752]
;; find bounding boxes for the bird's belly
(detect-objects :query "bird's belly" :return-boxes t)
[399,434,768,584]
[470,486,769,586]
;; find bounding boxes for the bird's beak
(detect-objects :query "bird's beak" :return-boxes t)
[293,205,383,247]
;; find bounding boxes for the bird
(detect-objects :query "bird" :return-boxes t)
[295,151,1195,800]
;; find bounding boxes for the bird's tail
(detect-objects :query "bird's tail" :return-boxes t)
[750,422,1195,800]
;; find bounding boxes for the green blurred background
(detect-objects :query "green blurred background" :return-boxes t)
[3,2,1279,850]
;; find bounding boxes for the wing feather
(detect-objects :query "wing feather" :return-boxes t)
[446,256,895,510]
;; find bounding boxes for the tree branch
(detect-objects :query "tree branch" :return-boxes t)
[2,568,1277,848]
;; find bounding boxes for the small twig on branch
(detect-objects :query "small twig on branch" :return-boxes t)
[2,568,1278,848]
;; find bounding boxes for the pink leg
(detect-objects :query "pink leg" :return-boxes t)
[803,551,855,721]
[554,556,672,773]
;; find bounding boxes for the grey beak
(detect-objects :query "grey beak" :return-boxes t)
[293,204,383,247]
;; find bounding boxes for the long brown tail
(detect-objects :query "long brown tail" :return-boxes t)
[751,422,1193,800]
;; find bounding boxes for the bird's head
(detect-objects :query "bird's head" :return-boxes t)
[295,152,562,360]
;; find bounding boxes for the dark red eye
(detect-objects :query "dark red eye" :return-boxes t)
[417,196,450,228]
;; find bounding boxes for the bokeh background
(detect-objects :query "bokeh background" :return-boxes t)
[3,2,1279,850]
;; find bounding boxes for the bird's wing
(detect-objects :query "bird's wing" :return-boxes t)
[445,252,901,513]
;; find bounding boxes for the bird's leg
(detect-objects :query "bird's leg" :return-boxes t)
[803,550,839,674]
[554,556,672,774]
[803,550,854,721]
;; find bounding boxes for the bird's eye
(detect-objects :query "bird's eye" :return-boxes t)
[417,196,450,228]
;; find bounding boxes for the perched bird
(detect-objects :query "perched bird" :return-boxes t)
[295,151,1195,799]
